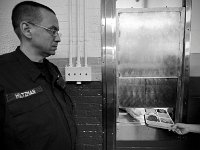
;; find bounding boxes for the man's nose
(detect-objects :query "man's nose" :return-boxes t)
[54,33,61,42]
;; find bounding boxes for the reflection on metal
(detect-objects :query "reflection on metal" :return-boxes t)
[116,122,176,141]
[118,78,177,107]
[117,8,184,78]
[102,0,191,149]
[116,8,186,118]
[101,0,116,150]
[175,0,192,122]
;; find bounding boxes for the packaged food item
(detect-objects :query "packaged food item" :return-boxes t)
[144,108,174,129]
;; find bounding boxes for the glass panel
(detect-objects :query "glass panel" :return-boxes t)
[118,11,182,77]
[117,10,183,108]
[118,78,177,107]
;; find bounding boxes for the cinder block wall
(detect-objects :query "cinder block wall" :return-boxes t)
[66,82,103,150]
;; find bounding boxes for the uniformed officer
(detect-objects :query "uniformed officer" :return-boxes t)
[0,1,76,150]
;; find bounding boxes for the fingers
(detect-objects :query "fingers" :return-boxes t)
[169,128,183,135]
[169,124,184,135]
[170,124,177,131]
[171,123,184,130]
[174,128,183,135]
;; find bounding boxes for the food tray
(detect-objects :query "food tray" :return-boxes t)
[144,108,174,129]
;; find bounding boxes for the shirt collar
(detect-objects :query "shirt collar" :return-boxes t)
[15,46,59,84]
[15,46,41,82]
[43,58,60,84]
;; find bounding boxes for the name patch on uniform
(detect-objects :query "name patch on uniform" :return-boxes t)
[6,86,43,103]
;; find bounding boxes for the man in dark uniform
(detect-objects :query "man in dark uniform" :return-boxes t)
[0,1,76,150]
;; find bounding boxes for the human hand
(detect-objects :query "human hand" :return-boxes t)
[170,123,190,135]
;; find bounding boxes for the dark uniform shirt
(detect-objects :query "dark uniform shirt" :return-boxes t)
[0,47,76,150]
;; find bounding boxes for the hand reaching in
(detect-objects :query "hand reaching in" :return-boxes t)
[170,123,190,135]
[170,123,200,135]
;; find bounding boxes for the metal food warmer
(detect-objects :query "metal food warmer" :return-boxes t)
[101,0,191,149]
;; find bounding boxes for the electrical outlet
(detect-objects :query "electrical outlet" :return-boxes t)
[65,66,92,81]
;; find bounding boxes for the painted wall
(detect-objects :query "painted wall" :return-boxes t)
[1,0,200,78]
[190,0,200,76]
[0,0,101,81]
[0,0,101,58]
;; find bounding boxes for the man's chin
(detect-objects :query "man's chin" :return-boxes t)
[50,48,57,54]
[50,51,56,55]
[46,51,56,57]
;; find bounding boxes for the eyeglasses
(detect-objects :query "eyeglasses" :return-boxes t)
[27,22,61,37]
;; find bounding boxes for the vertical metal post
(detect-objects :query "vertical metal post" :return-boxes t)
[182,0,192,122]
[175,0,192,123]
[101,0,116,149]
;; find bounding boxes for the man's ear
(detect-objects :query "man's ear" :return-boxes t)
[20,21,32,39]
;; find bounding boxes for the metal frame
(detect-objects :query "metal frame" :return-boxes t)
[177,0,192,123]
[101,0,192,149]
[116,7,185,120]
[174,0,192,123]
[101,0,116,149]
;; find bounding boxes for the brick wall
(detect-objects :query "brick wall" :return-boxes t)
[187,77,200,124]
[66,82,103,150]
